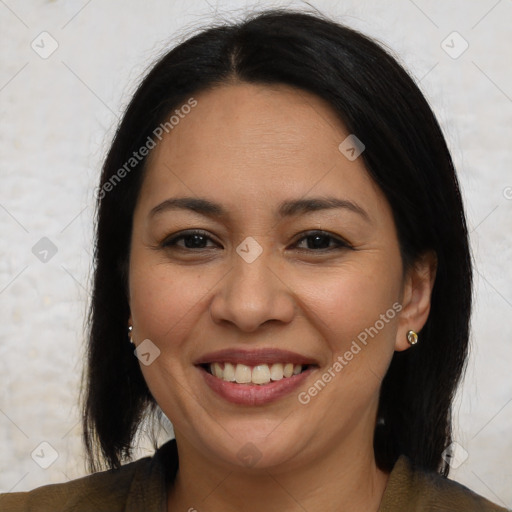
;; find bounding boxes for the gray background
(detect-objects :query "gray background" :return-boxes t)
[1,0,511,507]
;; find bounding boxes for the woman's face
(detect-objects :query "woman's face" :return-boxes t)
[128,83,426,470]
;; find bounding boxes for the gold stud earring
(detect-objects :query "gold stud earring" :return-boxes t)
[128,325,134,344]
[407,330,418,345]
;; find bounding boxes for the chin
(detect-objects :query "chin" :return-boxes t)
[187,415,311,471]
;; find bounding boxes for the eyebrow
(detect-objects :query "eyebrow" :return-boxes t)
[149,196,371,222]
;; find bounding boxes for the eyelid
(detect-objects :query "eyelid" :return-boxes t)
[291,230,353,250]
[161,229,221,248]
[160,229,352,252]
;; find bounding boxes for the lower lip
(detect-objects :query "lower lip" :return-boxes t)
[199,366,315,406]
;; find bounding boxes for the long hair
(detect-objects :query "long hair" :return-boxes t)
[81,9,472,476]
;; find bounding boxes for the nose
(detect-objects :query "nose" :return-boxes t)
[209,250,296,333]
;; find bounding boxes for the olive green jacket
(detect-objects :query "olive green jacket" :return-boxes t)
[0,439,507,511]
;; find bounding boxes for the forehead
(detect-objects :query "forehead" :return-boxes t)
[138,82,384,218]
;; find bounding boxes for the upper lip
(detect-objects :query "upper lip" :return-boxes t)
[194,348,319,366]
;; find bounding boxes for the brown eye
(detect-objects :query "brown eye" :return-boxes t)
[162,230,219,250]
[294,231,352,251]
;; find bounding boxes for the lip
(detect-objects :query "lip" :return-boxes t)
[194,348,318,366]
[199,365,316,406]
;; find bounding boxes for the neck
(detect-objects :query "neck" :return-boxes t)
[167,428,389,512]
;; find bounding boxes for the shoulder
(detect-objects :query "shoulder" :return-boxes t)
[379,455,509,512]
[0,457,148,512]
[0,439,178,511]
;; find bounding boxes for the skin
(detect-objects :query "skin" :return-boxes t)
[128,82,437,512]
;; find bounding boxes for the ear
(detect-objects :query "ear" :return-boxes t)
[395,250,437,352]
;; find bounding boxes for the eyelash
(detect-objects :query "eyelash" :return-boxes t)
[160,229,353,252]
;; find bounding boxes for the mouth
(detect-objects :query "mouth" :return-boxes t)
[195,349,319,405]
[201,362,313,385]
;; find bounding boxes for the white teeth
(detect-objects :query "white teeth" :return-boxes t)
[234,364,252,384]
[223,362,236,382]
[270,363,284,381]
[283,363,294,378]
[252,365,271,385]
[212,362,223,379]
[207,362,305,385]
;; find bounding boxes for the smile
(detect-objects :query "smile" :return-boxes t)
[205,362,308,385]
[195,349,319,405]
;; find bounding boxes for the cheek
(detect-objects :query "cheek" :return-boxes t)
[295,262,403,404]
[294,267,402,420]
[298,261,402,348]
[128,256,218,427]
[129,259,210,346]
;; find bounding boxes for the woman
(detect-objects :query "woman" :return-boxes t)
[1,9,507,512]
